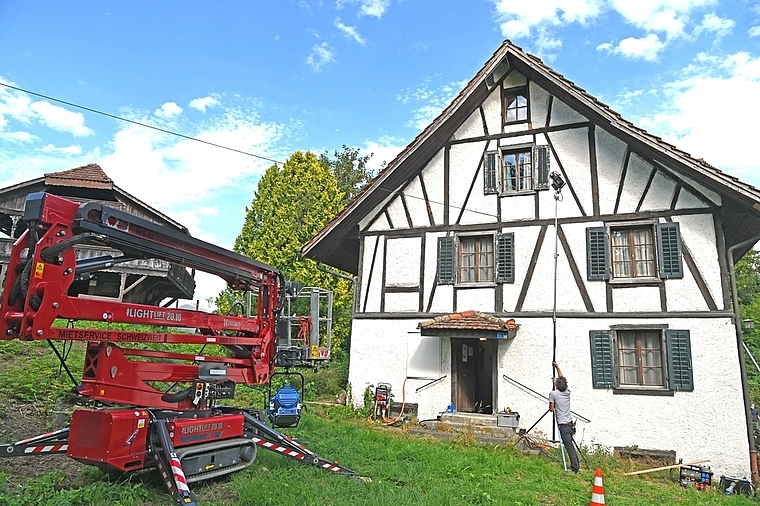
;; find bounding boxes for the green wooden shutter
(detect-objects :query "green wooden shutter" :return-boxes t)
[657,222,683,279]
[536,145,550,189]
[484,152,498,195]
[589,330,616,388]
[586,227,609,280]
[437,236,455,284]
[496,233,514,283]
[666,330,693,391]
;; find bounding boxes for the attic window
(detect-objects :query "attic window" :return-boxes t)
[504,88,528,124]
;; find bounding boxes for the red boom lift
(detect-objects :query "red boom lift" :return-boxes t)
[0,192,356,505]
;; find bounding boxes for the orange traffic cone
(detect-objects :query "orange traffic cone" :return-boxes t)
[590,468,605,505]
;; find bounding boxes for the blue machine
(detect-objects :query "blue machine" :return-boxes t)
[268,384,302,428]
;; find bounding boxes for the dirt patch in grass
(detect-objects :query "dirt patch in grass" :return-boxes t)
[0,401,86,486]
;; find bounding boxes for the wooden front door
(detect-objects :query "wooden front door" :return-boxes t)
[453,339,496,413]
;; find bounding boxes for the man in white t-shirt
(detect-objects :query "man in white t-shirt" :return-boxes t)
[548,361,579,473]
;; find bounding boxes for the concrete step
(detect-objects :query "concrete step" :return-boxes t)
[424,412,519,439]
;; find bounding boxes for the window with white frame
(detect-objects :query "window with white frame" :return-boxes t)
[503,88,528,124]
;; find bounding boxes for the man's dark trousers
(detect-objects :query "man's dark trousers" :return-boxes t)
[558,423,579,472]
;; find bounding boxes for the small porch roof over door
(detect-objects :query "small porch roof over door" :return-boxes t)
[418,310,518,340]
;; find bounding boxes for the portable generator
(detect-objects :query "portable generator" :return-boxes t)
[719,475,753,496]
[679,464,712,490]
[374,383,392,419]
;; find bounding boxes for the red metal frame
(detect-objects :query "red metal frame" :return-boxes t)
[0,192,281,408]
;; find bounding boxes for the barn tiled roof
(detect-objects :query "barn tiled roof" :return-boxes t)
[418,310,517,332]
[45,163,113,189]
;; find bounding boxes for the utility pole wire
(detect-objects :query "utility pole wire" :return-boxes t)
[0,81,284,165]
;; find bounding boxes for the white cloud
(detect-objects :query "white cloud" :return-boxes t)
[29,100,92,136]
[335,18,367,45]
[40,144,82,155]
[748,25,760,38]
[493,0,603,39]
[396,78,470,130]
[597,34,665,61]
[337,0,390,18]
[361,136,406,174]
[306,42,335,72]
[610,0,717,40]
[636,51,760,176]
[0,79,93,137]
[99,105,286,211]
[189,96,220,112]
[694,12,734,39]
[154,101,183,118]
[0,130,36,143]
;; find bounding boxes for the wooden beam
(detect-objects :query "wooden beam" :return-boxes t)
[624,460,710,476]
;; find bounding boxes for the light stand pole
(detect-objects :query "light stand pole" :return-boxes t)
[549,171,565,443]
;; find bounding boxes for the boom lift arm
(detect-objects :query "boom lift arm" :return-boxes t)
[0,192,357,505]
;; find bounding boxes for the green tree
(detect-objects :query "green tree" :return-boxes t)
[221,151,354,352]
[319,144,374,204]
[736,250,760,400]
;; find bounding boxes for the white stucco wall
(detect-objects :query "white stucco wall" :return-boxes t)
[403,176,432,228]
[482,87,502,136]
[385,237,421,288]
[549,97,587,126]
[348,316,750,478]
[617,154,653,214]
[421,149,446,225]
[529,81,550,127]
[595,127,626,215]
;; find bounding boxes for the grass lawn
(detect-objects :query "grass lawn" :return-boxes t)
[0,403,755,506]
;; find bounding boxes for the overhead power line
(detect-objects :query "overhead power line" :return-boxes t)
[0,81,284,165]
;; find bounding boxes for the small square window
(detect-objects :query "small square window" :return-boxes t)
[504,89,528,124]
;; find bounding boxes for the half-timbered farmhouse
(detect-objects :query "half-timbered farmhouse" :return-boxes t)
[303,40,760,477]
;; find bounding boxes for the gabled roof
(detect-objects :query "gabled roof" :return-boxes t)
[303,40,760,273]
[45,164,113,189]
[0,164,187,233]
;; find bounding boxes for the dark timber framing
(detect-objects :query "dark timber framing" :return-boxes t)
[419,234,426,312]
[589,124,600,217]
[614,147,631,215]
[635,166,657,213]
[515,224,548,312]
[400,193,413,228]
[557,225,594,312]
[418,174,436,227]
[380,237,388,312]
[444,146,450,226]
[362,236,380,313]
[546,132,587,216]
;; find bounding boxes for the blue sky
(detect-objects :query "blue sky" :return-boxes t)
[1,0,760,303]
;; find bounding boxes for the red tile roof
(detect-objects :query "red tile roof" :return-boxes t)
[45,164,113,189]
[418,310,517,332]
